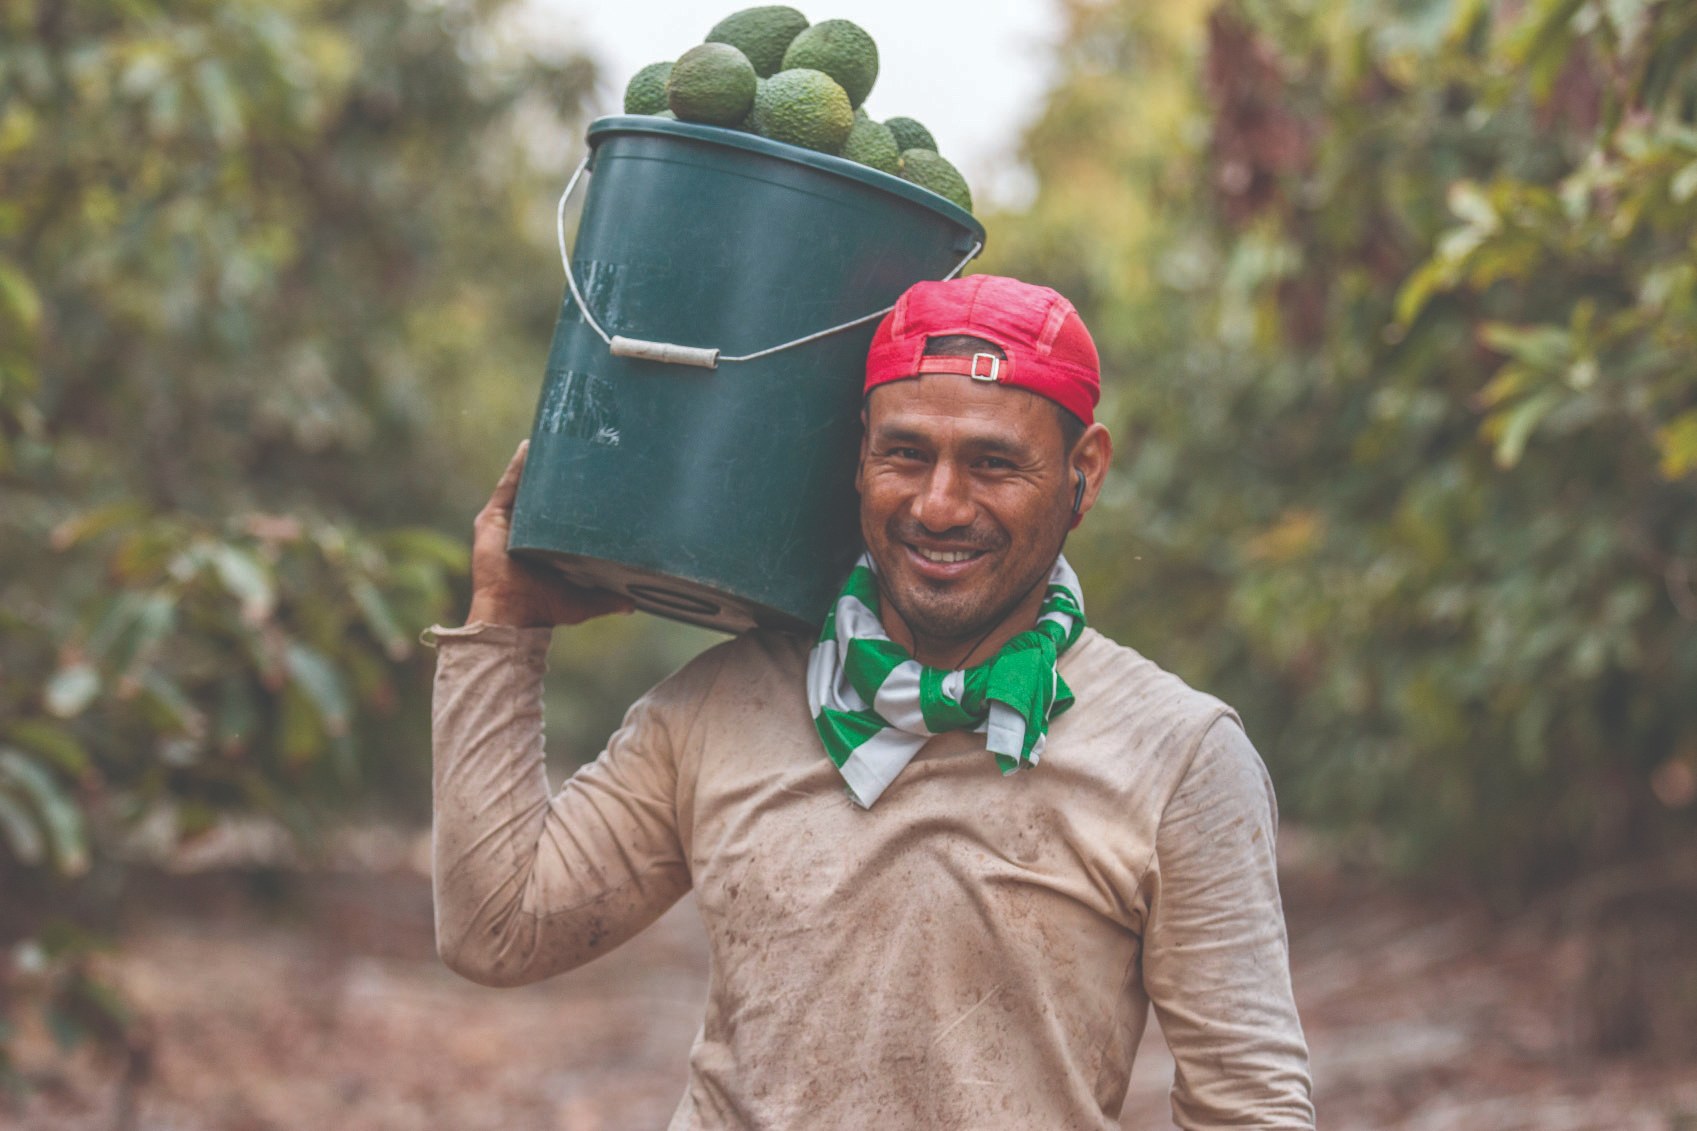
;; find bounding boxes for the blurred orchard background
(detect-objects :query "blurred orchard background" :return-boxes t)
[3,0,1696,1127]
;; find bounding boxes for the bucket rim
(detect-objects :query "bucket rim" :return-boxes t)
[586,115,987,243]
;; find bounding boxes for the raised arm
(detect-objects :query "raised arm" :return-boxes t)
[429,441,692,987]
[1142,715,1316,1129]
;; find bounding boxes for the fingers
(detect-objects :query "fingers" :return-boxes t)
[483,439,529,518]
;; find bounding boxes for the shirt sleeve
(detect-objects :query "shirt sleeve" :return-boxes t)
[1141,713,1316,1129]
[427,622,705,988]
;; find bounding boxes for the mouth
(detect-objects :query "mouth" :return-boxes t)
[913,547,981,564]
[901,540,992,579]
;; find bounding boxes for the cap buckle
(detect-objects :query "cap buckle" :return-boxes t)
[969,353,1001,382]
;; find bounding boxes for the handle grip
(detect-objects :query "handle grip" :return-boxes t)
[609,336,720,369]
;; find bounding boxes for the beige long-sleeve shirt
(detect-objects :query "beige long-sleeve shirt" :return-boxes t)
[430,623,1314,1129]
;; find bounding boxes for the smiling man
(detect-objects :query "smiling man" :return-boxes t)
[428,275,1315,1128]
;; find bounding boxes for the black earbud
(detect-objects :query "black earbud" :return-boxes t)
[1071,469,1087,515]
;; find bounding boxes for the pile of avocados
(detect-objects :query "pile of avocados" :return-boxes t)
[621,6,974,215]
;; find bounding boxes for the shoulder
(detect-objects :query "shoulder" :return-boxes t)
[1060,627,1238,741]
[614,628,812,763]
[1051,628,1249,806]
[646,626,811,711]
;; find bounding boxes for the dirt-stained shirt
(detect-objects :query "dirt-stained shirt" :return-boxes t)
[428,623,1315,1129]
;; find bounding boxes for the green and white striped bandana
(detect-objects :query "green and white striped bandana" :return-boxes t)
[806,552,1087,808]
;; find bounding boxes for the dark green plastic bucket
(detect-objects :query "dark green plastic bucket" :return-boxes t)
[508,115,986,634]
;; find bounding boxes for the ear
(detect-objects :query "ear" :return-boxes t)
[1069,423,1114,521]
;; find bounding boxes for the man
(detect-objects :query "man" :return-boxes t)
[429,275,1315,1128]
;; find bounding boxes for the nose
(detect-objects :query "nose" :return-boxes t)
[909,461,975,534]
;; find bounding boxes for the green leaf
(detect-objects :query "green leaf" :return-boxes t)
[0,259,41,332]
[0,748,88,876]
[351,578,408,660]
[137,669,205,738]
[1394,257,1453,326]
[5,720,91,774]
[44,664,100,719]
[1501,0,1589,97]
[1601,0,1649,44]
[1670,160,1697,205]
[48,501,147,551]
[209,543,275,623]
[114,592,177,677]
[1491,389,1562,468]
[193,59,243,145]
[283,642,350,736]
[1478,322,1573,371]
[1476,363,1536,409]
[0,791,46,865]
[1656,411,1697,480]
[86,591,176,675]
[1446,180,1499,231]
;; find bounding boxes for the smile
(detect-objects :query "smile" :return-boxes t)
[909,545,986,564]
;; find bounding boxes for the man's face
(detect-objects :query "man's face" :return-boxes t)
[857,373,1077,655]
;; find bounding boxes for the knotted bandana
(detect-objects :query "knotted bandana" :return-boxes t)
[806,553,1087,808]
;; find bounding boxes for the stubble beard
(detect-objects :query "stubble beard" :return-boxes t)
[873,517,1069,662]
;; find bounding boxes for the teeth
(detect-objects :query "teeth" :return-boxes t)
[917,548,977,563]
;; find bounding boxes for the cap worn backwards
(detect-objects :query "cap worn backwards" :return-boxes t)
[863,275,1102,426]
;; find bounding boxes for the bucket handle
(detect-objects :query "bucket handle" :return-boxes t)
[556,154,983,370]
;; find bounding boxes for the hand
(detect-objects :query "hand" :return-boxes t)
[465,440,635,628]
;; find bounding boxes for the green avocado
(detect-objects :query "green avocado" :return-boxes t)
[841,118,901,174]
[899,148,972,213]
[734,77,767,131]
[780,19,878,108]
[884,116,936,153]
[667,43,758,126]
[623,61,673,115]
[705,6,810,78]
[750,68,854,153]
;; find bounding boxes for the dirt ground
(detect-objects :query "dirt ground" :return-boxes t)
[6,827,1696,1131]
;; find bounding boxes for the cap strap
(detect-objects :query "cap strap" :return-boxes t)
[913,353,1012,383]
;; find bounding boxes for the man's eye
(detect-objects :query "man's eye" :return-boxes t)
[977,457,1015,470]
[884,447,925,461]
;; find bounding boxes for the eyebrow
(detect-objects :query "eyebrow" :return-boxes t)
[870,423,1036,460]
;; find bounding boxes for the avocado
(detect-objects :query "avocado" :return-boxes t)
[624,61,673,115]
[667,43,758,126]
[750,68,854,153]
[706,6,810,78]
[781,19,878,108]
[734,77,767,131]
[841,118,901,174]
[884,116,936,153]
[899,148,972,213]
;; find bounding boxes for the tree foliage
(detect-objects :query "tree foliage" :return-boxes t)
[0,0,595,1067]
[992,0,1697,886]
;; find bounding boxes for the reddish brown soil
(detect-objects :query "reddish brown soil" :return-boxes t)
[6,830,1695,1131]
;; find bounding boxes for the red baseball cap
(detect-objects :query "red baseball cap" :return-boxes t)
[863,275,1101,425]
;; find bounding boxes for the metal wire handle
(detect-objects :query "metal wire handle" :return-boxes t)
[554,153,983,369]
